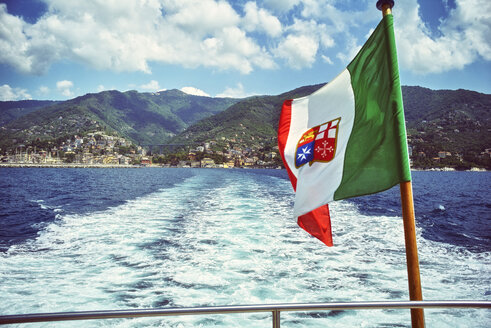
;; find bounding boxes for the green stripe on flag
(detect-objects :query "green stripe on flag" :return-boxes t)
[334,14,411,201]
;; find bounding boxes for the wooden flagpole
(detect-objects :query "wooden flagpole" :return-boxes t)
[400,181,425,327]
[376,1,425,327]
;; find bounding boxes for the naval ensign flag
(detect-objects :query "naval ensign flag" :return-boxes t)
[278,14,411,246]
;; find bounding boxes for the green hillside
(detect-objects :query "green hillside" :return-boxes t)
[1,84,489,169]
[402,86,491,168]
[171,85,491,169]
[0,100,59,126]
[171,84,324,146]
[0,90,238,149]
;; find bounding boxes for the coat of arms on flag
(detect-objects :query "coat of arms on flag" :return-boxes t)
[295,117,341,168]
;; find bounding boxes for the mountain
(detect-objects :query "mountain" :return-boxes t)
[170,84,324,146]
[1,84,489,169]
[170,85,490,168]
[0,100,60,126]
[402,86,490,123]
[0,90,238,149]
[402,86,491,168]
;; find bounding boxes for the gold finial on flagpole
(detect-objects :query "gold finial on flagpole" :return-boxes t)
[376,0,394,16]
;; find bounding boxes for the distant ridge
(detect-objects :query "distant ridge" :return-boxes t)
[171,85,490,169]
[0,85,489,169]
[0,100,60,126]
[0,89,238,147]
[170,83,325,145]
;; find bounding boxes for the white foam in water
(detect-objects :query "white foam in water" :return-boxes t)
[1,171,490,327]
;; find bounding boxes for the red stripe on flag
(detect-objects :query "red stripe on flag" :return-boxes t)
[278,99,297,190]
[297,204,333,247]
[278,100,334,247]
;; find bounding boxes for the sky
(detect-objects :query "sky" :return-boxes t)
[0,0,490,101]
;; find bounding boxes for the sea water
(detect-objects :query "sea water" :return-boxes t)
[0,168,489,327]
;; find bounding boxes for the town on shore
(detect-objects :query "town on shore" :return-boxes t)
[0,132,283,169]
[1,131,488,171]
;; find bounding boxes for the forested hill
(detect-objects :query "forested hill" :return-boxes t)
[1,85,489,169]
[171,85,491,169]
[171,84,325,145]
[402,86,490,123]
[0,100,60,126]
[0,89,238,148]
[402,86,490,168]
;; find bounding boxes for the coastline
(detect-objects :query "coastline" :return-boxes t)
[411,167,488,172]
[0,163,487,171]
[0,163,139,168]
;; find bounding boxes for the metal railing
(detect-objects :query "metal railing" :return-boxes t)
[1,300,490,326]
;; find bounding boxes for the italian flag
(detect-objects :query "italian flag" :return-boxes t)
[278,14,411,246]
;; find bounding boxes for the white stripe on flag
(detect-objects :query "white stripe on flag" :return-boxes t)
[284,69,356,217]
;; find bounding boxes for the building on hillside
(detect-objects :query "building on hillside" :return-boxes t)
[177,161,190,168]
[201,158,215,167]
[244,157,256,167]
[224,161,235,168]
[103,156,119,165]
[137,146,146,156]
[482,149,491,158]
[438,151,451,158]
[82,153,94,164]
[118,155,130,165]
[188,152,197,161]
[234,157,244,167]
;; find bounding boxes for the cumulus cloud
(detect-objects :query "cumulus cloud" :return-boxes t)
[56,80,74,98]
[0,0,280,75]
[0,0,488,78]
[140,80,161,91]
[293,0,491,74]
[274,17,334,69]
[0,4,47,74]
[300,0,378,31]
[199,25,277,73]
[165,0,239,35]
[0,84,32,101]
[275,34,318,69]
[290,18,335,48]
[180,87,210,97]
[336,36,361,64]
[263,0,300,13]
[321,55,333,64]
[216,83,252,98]
[242,2,282,37]
[394,0,491,74]
[97,85,117,92]
[38,85,50,95]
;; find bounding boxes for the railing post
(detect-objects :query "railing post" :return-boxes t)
[272,309,280,328]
